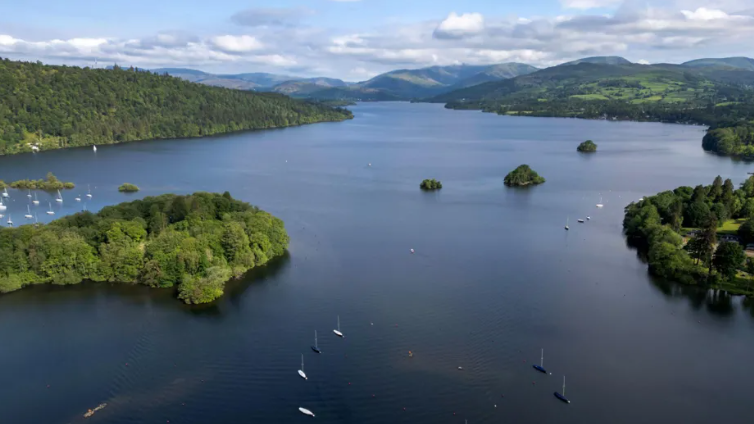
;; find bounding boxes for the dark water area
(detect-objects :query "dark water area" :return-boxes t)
[0,103,752,424]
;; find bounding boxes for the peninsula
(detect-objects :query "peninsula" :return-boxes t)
[504,165,546,187]
[623,175,754,295]
[0,59,353,156]
[0,192,289,304]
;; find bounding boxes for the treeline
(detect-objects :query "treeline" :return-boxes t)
[0,58,353,155]
[623,176,754,294]
[702,125,754,156]
[0,172,74,190]
[0,192,289,304]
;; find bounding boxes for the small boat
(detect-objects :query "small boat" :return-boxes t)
[56,189,63,203]
[532,348,547,374]
[86,185,93,198]
[368,163,372,167]
[410,248,415,254]
[93,145,97,152]
[298,407,315,417]
[311,330,321,354]
[2,188,8,198]
[27,189,32,198]
[24,205,33,219]
[577,219,584,223]
[586,216,591,220]
[84,403,107,418]
[6,214,12,227]
[457,366,463,370]
[565,217,569,231]
[298,354,307,380]
[0,198,6,211]
[75,195,82,202]
[32,193,39,205]
[554,376,570,404]
[596,196,604,208]
[333,315,344,337]
[46,202,55,216]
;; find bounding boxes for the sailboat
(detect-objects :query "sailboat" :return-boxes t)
[6,214,12,227]
[93,145,97,152]
[0,198,6,211]
[2,187,8,198]
[27,189,32,198]
[298,354,307,380]
[32,193,39,205]
[56,189,63,203]
[586,216,591,220]
[46,202,55,216]
[333,315,344,337]
[24,205,33,219]
[532,348,547,374]
[298,407,315,417]
[564,217,569,231]
[86,185,93,198]
[596,196,604,208]
[311,330,321,354]
[34,213,39,225]
[577,218,585,223]
[75,194,81,202]
[554,375,570,404]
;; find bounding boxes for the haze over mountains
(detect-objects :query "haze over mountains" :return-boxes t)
[155,56,754,102]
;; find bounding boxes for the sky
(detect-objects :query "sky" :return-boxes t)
[1,0,753,80]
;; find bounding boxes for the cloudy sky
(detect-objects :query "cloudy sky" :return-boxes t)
[1,0,753,80]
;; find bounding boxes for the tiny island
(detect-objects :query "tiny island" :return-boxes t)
[118,183,140,192]
[0,172,74,190]
[420,179,443,190]
[0,192,289,304]
[624,175,754,295]
[577,140,598,153]
[504,165,546,187]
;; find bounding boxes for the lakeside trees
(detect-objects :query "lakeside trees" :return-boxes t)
[504,165,546,186]
[0,172,74,190]
[0,192,289,304]
[118,183,140,192]
[623,175,754,294]
[577,140,598,152]
[0,58,353,156]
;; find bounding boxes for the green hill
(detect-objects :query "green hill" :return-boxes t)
[0,59,352,155]
[682,57,754,71]
[430,62,754,126]
[561,56,632,66]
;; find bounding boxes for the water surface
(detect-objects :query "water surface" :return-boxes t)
[0,103,751,424]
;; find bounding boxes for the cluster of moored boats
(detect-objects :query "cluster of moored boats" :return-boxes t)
[531,349,571,404]
[297,316,345,417]
[0,186,93,227]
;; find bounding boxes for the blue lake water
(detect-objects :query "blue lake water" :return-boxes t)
[0,102,751,424]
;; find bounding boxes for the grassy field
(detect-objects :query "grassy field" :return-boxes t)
[718,219,745,235]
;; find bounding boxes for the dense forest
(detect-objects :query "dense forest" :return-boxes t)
[504,165,546,187]
[702,125,754,156]
[0,192,289,304]
[623,176,754,295]
[0,58,353,155]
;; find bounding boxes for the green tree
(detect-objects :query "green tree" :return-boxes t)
[713,241,745,280]
[709,175,723,201]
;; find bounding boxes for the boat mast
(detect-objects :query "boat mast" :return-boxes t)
[301,354,304,372]
[541,349,544,368]
[337,315,340,331]
[563,376,566,396]
[315,330,318,349]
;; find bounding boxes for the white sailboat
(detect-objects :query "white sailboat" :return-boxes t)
[565,217,569,231]
[24,205,33,219]
[93,145,97,152]
[75,194,81,202]
[7,214,12,226]
[32,193,39,205]
[333,315,344,337]
[298,407,315,417]
[34,213,39,225]
[86,185,93,198]
[46,202,55,215]
[298,354,307,380]
[27,189,32,198]
[2,187,8,198]
[596,196,604,208]
[56,189,63,203]
[0,198,6,211]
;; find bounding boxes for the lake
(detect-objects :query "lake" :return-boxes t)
[0,102,752,424]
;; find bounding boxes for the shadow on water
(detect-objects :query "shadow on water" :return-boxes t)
[648,276,737,317]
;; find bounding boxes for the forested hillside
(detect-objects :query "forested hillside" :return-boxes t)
[0,58,352,155]
[0,192,289,304]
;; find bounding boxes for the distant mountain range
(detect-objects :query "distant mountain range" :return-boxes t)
[154,56,754,102]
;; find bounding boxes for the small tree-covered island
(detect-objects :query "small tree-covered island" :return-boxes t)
[624,175,754,295]
[420,179,443,190]
[577,140,598,152]
[504,165,546,187]
[118,183,140,192]
[0,192,289,304]
[0,172,74,190]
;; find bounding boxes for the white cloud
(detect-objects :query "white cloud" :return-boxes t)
[637,59,650,64]
[209,35,263,53]
[433,12,485,39]
[681,8,731,20]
